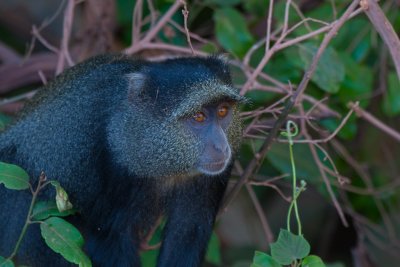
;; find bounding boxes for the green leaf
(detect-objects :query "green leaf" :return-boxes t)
[32,201,76,221]
[0,162,30,190]
[0,256,14,267]
[205,232,222,265]
[302,255,326,267]
[298,43,345,93]
[40,217,91,267]
[50,181,73,212]
[270,229,310,265]
[337,53,373,108]
[214,7,254,58]
[251,251,282,267]
[383,72,400,116]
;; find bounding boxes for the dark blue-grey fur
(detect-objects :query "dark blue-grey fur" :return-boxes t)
[0,54,242,267]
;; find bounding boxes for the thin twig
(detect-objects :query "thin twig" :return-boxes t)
[56,0,76,74]
[124,0,183,54]
[265,0,275,52]
[132,0,144,46]
[348,101,400,142]
[180,0,194,55]
[299,106,348,227]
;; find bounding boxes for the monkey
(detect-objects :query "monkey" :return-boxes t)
[0,54,244,267]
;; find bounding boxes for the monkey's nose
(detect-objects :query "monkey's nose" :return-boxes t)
[213,141,229,154]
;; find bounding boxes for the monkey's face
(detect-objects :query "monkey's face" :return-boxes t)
[107,56,244,179]
[107,98,241,179]
[183,102,234,176]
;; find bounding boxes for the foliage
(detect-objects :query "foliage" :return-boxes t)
[0,163,90,267]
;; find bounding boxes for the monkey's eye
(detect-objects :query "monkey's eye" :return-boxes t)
[217,106,229,118]
[193,112,206,123]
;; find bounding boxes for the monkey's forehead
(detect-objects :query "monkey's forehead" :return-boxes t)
[125,60,246,117]
[171,82,246,118]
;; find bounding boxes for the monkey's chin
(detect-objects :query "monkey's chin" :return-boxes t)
[197,160,228,176]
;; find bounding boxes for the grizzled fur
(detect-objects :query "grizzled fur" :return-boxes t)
[0,54,243,267]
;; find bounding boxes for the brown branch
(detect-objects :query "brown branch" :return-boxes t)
[246,184,274,247]
[0,53,57,94]
[279,102,356,144]
[348,101,400,142]
[31,26,59,54]
[265,0,275,52]
[124,0,183,55]
[297,102,349,227]
[249,180,292,202]
[56,0,76,74]
[234,162,274,247]
[139,43,206,56]
[0,91,37,107]
[362,0,400,79]
[132,0,144,46]
[0,42,21,64]
[278,7,363,51]
[180,0,194,55]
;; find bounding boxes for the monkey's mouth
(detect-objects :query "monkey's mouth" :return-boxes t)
[197,160,227,175]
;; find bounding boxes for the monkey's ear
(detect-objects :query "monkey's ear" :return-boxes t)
[126,72,147,101]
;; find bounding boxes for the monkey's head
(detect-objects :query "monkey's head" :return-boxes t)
[108,56,245,179]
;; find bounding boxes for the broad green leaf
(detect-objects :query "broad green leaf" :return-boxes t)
[32,201,76,221]
[0,256,14,267]
[50,181,73,212]
[270,229,310,265]
[383,72,400,116]
[298,43,345,93]
[0,162,29,190]
[338,53,373,108]
[214,7,254,58]
[205,232,222,265]
[251,251,281,267]
[302,255,326,267]
[40,217,91,267]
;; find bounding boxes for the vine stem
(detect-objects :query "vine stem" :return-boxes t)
[283,121,303,236]
[8,172,46,260]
